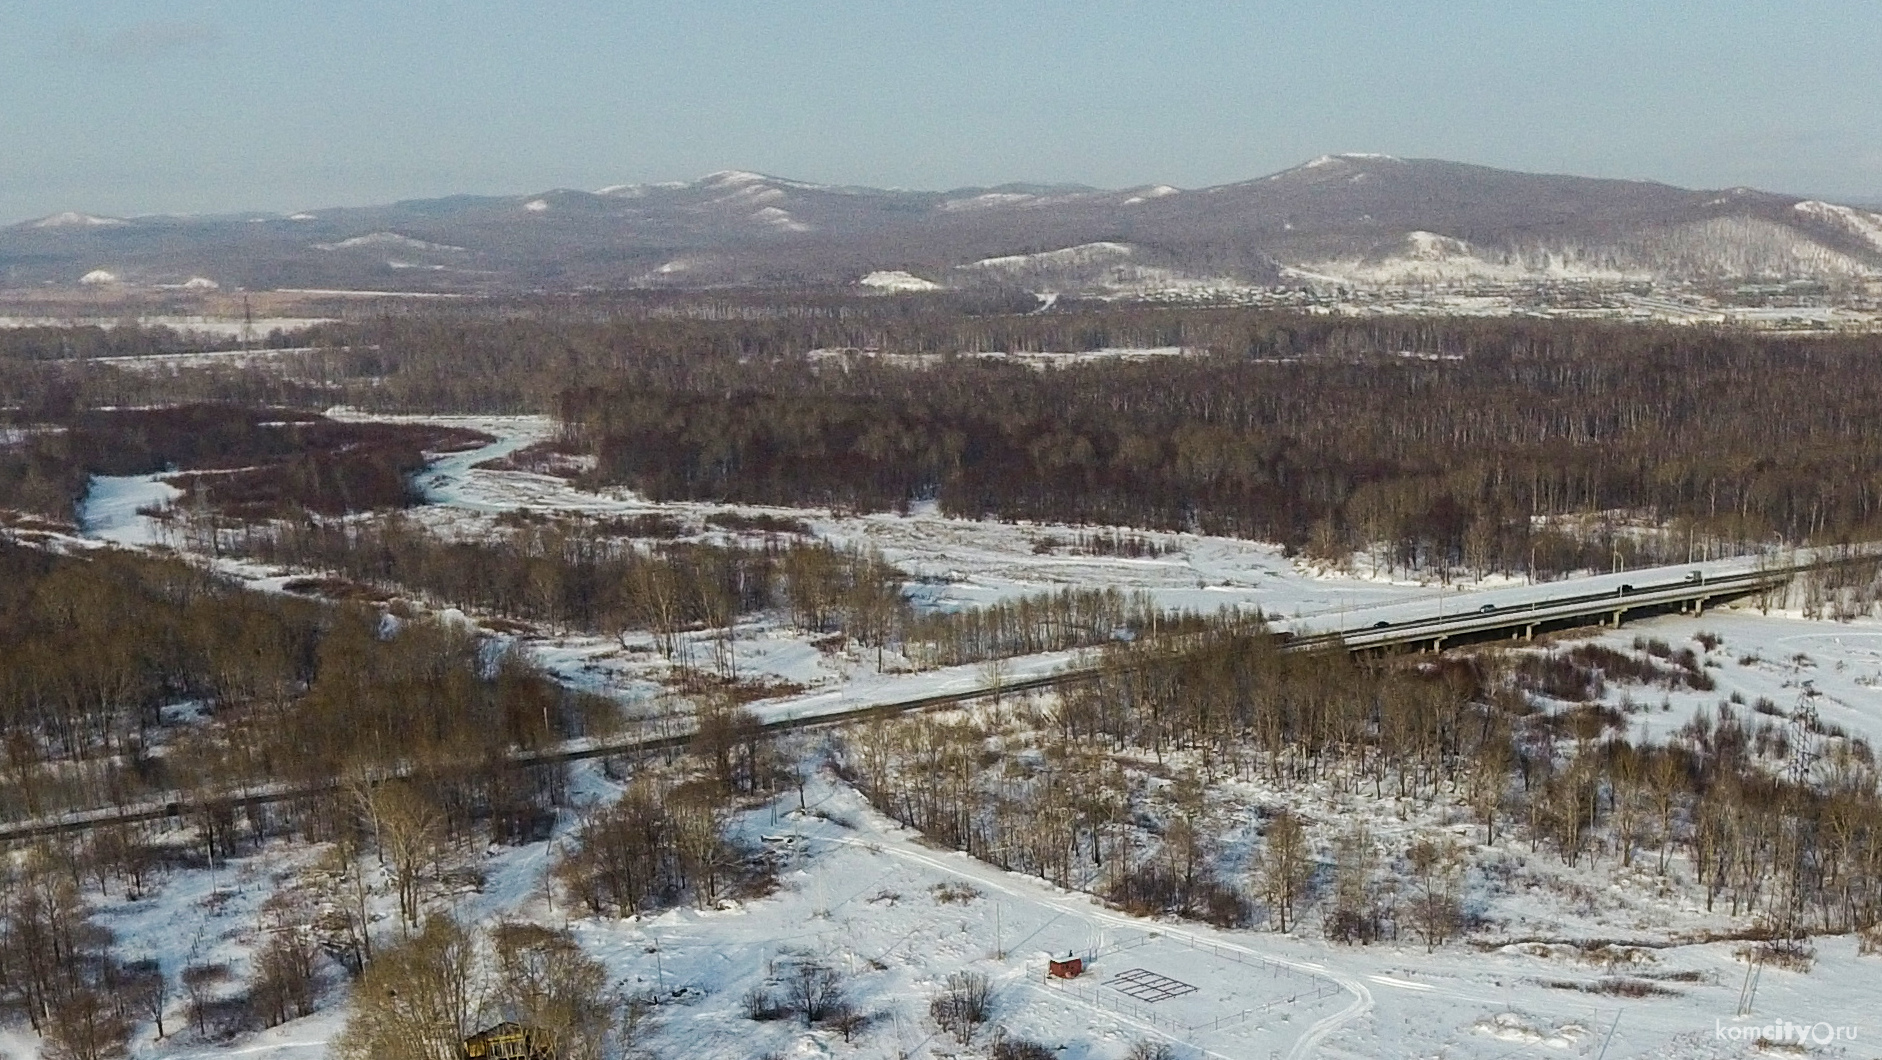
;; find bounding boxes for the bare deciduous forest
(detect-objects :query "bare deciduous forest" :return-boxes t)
[0,542,582,831]
[220,512,1156,676]
[11,302,1876,575]
[553,328,1882,577]
[0,403,488,524]
[841,627,1882,946]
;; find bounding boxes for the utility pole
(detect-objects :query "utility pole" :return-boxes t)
[1596,1010,1622,1060]
[1737,952,1763,1017]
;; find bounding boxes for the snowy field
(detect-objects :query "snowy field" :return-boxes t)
[1541,609,1882,749]
[92,347,322,373]
[0,316,331,337]
[369,412,1427,622]
[572,782,1359,1060]
[8,770,1366,1060]
[804,347,1196,368]
[78,473,181,546]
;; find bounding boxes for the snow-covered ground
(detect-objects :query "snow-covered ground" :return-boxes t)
[91,347,322,373]
[20,761,1879,1060]
[77,473,180,546]
[21,770,1355,1060]
[28,413,1882,1060]
[372,412,1423,622]
[568,781,1361,1060]
[0,316,331,337]
[1542,608,1882,749]
[806,346,1196,368]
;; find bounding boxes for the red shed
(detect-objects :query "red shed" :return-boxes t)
[1048,955,1084,979]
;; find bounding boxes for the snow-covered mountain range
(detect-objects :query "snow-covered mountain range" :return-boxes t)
[8,156,1882,296]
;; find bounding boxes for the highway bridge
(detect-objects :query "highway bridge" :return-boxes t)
[0,553,1852,844]
[1285,564,1794,654]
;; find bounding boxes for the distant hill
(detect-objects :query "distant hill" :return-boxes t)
[8,157,1882,296]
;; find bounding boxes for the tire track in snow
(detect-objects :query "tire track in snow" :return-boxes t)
[805,792,1375,1060]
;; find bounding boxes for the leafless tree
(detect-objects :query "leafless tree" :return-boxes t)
[1253,810,1313,933]
[336,914,484,1060]
[784,961,845,1027]
[929,971,991,1044]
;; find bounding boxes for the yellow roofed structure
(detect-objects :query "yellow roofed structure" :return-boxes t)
[458,1022,557,1060]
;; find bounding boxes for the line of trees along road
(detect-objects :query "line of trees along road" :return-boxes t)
[0,541,583,839]
[225,513,1157,676]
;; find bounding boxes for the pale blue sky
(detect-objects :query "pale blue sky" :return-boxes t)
[4,1,1879,223]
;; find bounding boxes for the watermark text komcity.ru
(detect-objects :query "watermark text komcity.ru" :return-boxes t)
[1716,1018,1858,1045]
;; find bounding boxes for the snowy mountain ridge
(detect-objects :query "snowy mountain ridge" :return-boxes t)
[8,156,1881,296]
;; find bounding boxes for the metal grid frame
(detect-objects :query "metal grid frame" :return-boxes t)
[1103,967,1198,1003]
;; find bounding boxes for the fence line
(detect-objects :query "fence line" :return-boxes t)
[1041,977,1194,1035]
